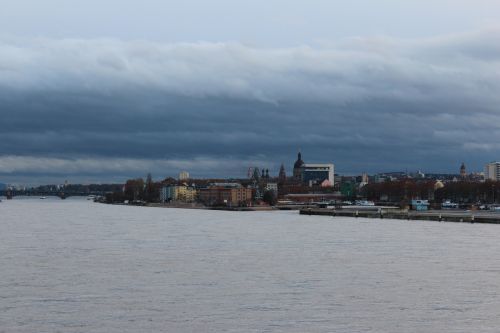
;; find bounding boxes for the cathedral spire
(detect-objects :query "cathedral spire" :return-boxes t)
[293,151,305,179]
[279,163,287,184]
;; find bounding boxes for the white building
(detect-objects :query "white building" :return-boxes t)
[178,171,190,180]
[160,185,197,203]
[302,163,335,187]
[265,183,278,193]
[485,162,500,181]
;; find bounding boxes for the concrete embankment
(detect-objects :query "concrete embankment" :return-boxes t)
[300,208,500,224]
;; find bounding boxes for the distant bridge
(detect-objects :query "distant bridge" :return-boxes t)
[0,190,109,198]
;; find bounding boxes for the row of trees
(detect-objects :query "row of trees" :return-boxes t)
[362,179,500,204]
[434,181,500,204]
[121,173,160,203]
[362,180,435,203]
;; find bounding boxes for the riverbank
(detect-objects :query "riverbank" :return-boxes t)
[145,202,279,211]
[300,208,500,224]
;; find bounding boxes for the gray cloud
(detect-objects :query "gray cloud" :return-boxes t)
[1,29,500,184]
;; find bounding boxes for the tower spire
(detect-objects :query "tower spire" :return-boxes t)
[293,150,305,180]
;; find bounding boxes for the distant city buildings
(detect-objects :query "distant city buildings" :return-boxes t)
[292,152,335,187]
[35,150,500,207]
[153,156,498,207]
[160,184,197,203]
[265,182,278,194]
[198,183,253,207]
[485,162,500,181]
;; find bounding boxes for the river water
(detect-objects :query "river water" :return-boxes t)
[1,197,500,332]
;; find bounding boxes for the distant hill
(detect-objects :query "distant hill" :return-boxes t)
[0,183,6,191]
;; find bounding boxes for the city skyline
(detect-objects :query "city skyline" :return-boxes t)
[5,3,500,333]
[0,152,488,187]
[1,1,500,184]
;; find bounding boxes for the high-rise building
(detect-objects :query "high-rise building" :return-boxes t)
[179,171,190,180]
[361,173,369,184]
[485,162,500,181]
[302,163,335,187]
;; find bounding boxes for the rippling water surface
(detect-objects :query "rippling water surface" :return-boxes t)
[2,197,500,332]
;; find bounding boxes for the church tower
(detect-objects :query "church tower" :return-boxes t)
[460,162,466,179]
[278,163,286,184]
[293,151,305,180]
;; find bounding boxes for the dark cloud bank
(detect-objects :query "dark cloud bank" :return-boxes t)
[1,29,500,184]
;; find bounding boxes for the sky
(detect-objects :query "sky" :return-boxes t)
[1,0,500,184]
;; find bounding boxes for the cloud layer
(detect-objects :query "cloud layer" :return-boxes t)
[1,29,500,183]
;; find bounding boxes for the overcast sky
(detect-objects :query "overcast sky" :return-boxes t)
[1,1,500,184]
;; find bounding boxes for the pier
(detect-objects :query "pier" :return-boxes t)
[300,208,500,224]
